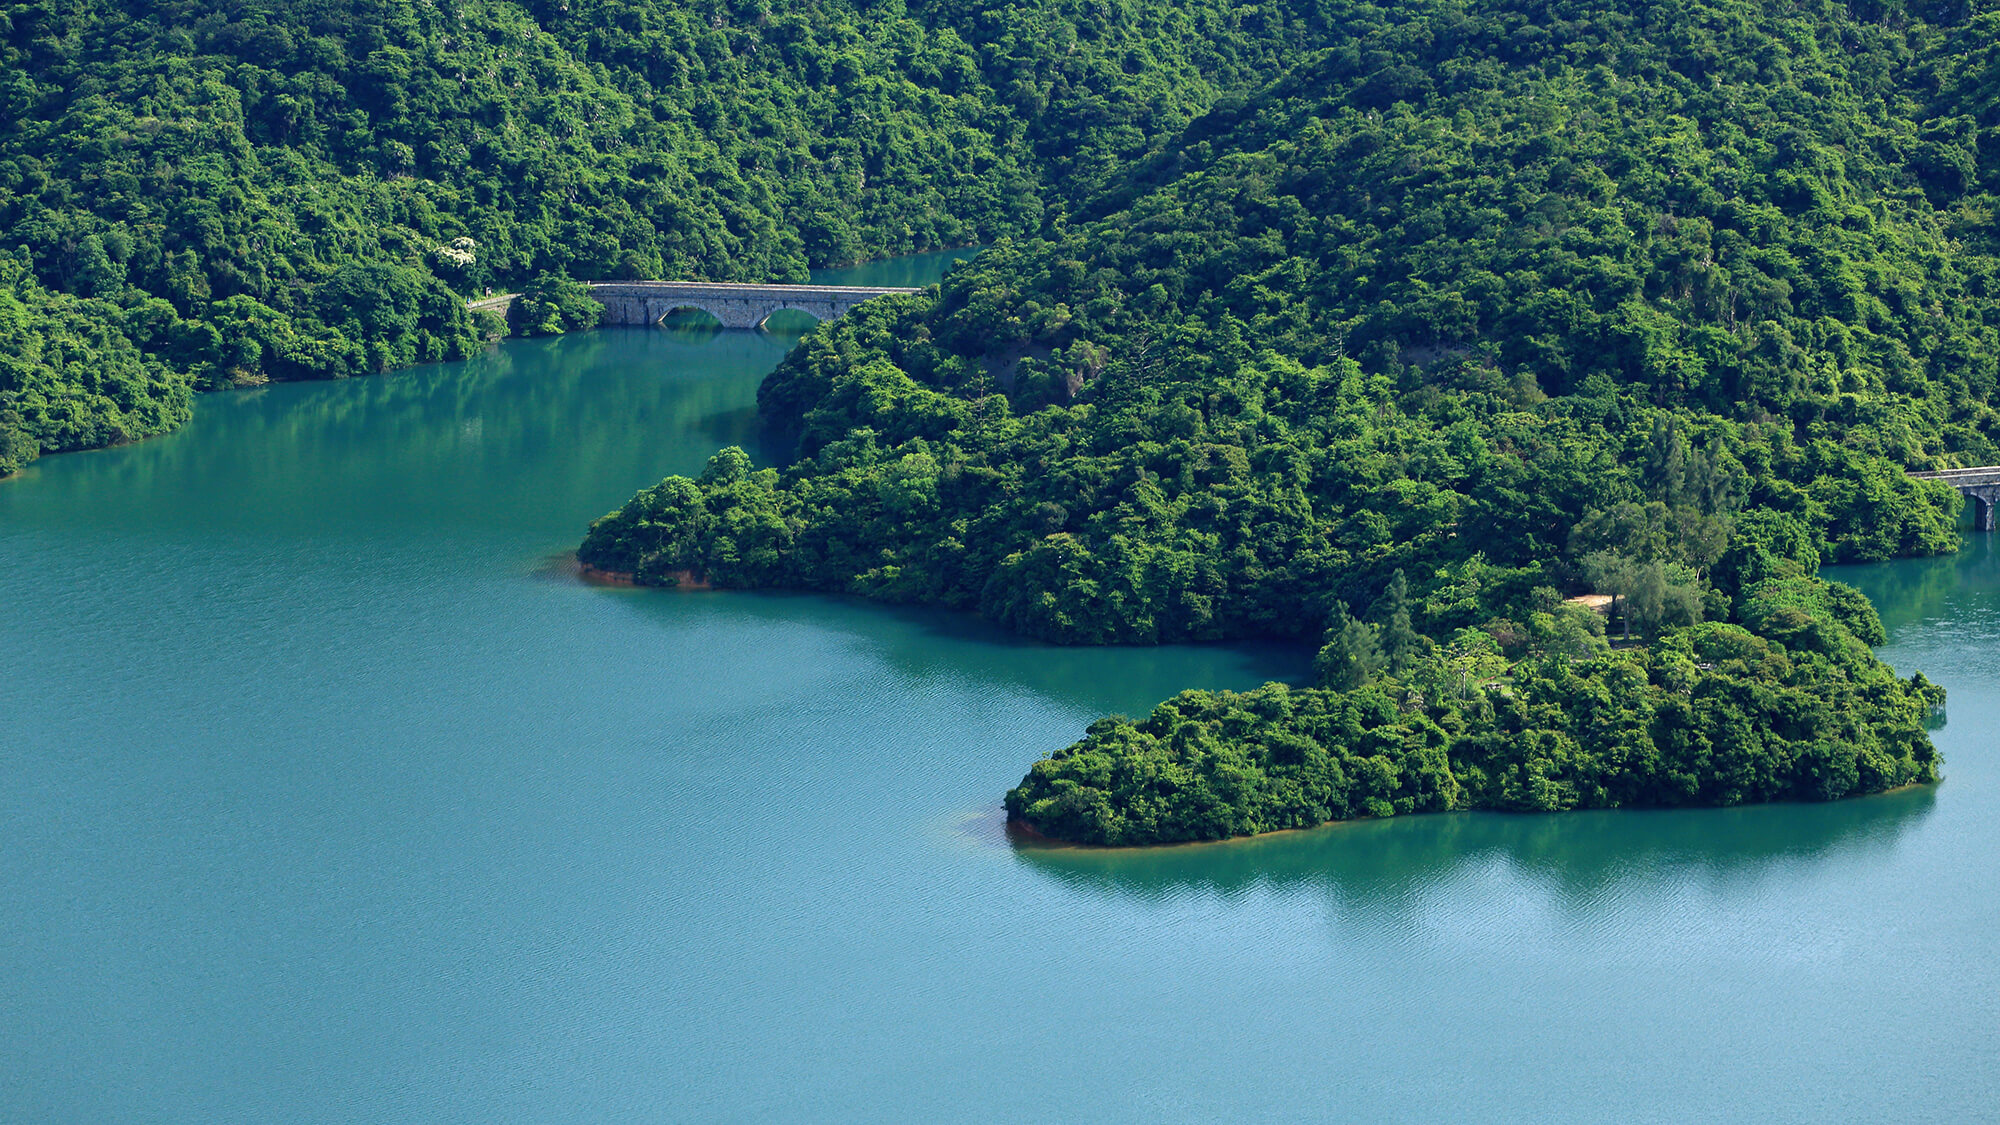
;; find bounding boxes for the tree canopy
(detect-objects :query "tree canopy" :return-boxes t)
[0,0,1325,471]
[4,0,1978,842]
[580,0,1989,842]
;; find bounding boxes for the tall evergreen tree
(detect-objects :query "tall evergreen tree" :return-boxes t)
[1313,610,1384,691]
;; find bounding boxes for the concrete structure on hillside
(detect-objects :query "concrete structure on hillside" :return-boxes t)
[587,281,921,330]
[1909,467,2000,531]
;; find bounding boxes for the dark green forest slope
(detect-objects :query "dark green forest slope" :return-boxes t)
[581,0,1999,842]
[0,0,1319,474]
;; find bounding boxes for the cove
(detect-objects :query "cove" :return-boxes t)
[3,249,1997,1122]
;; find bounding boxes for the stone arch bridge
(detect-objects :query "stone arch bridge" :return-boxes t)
[1909,467,2000,531]
[587,281,921,330]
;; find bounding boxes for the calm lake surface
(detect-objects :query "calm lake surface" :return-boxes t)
[3,250,1996,1122]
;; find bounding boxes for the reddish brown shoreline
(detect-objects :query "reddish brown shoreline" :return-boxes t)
[1007,779,1942,850]
[573,557,715,590]
[1005,813,1374,851]
[575,561,637,586]
[659,568,715,590]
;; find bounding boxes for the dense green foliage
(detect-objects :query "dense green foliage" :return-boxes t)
[3,0,1974,840]
[0,0,1323,473]
[581,0,1988,841]
[1006,561,1944,844]
[509,271,602,337]
[0,256,192,473]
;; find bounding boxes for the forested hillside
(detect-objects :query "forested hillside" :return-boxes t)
[581,0,2000,841]
[0,0,1317,474]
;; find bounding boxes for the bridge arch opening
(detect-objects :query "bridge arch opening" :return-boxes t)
[654,305,726,336]
[757,306,824,335]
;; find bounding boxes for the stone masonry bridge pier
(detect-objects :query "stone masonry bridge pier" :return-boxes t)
[587,281,921,330]
[1909,467,2000,531]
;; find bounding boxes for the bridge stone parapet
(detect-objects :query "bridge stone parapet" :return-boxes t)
[587,281,921,331]
[1910,467,2000,531]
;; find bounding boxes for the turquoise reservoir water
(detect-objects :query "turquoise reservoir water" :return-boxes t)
[3,253,1997,1122]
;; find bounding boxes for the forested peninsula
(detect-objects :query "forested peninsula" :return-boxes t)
[578,0,1995,843]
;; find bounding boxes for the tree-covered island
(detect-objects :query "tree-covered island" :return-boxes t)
[579,0,1993,843]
